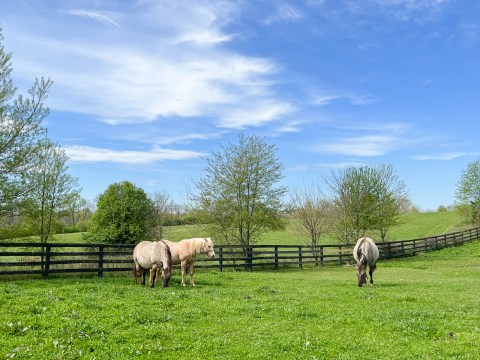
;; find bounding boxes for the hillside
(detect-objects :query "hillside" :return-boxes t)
[49,210,469,245]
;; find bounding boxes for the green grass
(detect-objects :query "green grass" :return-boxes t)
[1,240,479,359]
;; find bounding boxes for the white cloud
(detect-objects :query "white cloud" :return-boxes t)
[412,152,468,161]
[218,102,296,129]
[9,1,289,128]
[264,4,304,25]
[65,145,205,164]
[314,134,402,157]
[63,10,122,27]
[364,0,450,21]
[313,92,374,106]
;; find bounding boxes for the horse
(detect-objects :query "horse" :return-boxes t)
[353,237,379,287]
[161,237,215,287]
[133,240,172,288]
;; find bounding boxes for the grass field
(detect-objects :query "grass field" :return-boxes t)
[1,240,479,359]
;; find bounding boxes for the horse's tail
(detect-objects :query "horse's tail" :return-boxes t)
[159,240,172,271]
[357,238,367,266]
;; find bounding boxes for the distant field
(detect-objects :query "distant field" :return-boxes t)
[16,211,469,246]
[1,240,479,359]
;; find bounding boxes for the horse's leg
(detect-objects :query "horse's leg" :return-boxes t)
[181,261,187,287]
[369,262,377,285]
[141,270,146,286]
[189,261,195,287]
[150,267,157,288]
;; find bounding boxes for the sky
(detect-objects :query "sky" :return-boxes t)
[1,0,480,211]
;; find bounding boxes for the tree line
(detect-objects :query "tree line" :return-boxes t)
[2,24,480,249]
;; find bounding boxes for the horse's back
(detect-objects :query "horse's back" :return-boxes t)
[134,240,165,269]
[354,237,379,263]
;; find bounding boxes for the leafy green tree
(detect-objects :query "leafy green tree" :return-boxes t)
[0,26,52,213]
[22,136,80,243]
[86,181,155,244]
[192,133,287,247]
[455,158,480,226]
[324,164,409,243]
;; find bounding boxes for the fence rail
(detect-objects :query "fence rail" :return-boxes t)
[1,228,479,278]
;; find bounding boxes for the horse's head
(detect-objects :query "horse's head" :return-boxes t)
[161,267,171,288]
[355,263,367,287]
[203,237,215,258]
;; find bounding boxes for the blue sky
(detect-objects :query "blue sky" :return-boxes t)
[1,0,479,211]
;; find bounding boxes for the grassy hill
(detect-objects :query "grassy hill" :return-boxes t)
[50,210,469,245]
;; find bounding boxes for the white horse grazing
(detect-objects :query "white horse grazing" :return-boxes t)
[162,237,215,287]
[133,240,172,288]
[353,237,379,287]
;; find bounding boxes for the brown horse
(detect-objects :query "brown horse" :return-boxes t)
[133,240,172,288]
[353,237,379,287]
[162,237,215,287]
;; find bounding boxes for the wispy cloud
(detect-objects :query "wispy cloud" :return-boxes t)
[313,92,375,106]
[218,102,296,129]
[314,134,402,157]
[63,9,121,27]
[11,1,291,129]
[313,121,415,157]
[412,152,469,161]
[364,0,450,21]
[264,4,304,25]
[65,145,205,164]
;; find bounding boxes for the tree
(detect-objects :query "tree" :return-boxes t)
[149,190,176,239]
[455,158,480,226]
[192,133,287,249]
[86,181,155,244]
[324,164,409,243]
[22,137,81,243]
[290,184,333,265]
[0,26,53,213]
[62,192,89,230]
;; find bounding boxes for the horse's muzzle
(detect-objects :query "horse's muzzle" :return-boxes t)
[209,251,215,258]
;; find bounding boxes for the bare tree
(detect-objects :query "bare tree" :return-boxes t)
[290,184,333,265]
[150,190,176,239]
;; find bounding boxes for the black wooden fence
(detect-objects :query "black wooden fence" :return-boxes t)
[1,228,479,278]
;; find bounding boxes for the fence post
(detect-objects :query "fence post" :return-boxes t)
[218,247,223,272]
[98,245,104,277]
[248,247,253,272]
[275,246,278,271]
[43,244,51,279]
[298,246,303,269]
[338,245,343,265]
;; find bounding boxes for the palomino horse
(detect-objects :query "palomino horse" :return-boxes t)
[133,240,172,288]
[162,237,215,287]
[353,237,379,287]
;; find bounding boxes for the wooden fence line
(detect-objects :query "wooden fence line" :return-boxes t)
[1,228,479,278]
